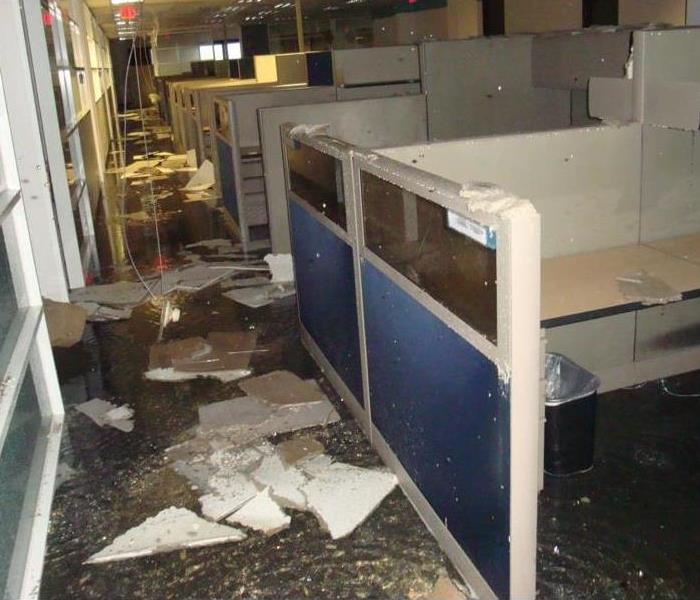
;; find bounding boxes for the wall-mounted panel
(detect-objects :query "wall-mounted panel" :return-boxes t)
[421,37,571,140]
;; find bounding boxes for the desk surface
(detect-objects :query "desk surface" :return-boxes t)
[542,236,700,325]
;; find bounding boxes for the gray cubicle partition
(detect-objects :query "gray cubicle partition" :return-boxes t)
[282,126,541,600]
[259,94,429,253]
[211,86,336,249]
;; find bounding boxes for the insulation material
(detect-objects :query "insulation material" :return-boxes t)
[226,488,291,535]
[85,507,246,564]
[301,462,398,539]
[43,299,87,347]
[74,398,135,433]
[239,371,327,407]
[616,270,682,306]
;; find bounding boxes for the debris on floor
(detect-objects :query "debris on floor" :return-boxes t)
[76,302,133,322]
[220,275,272,289]
[199,472,258,521]
[223,283,295,308]
[54,462,77,491]
[264,253,294,283]
[198,396,273,431]
[44,299,88,347]
[74,398,135,433]
[250,453,308,509]
[85,507,247,564]
[181,160,215,192]
[422,572,472,600]
[225,487,291,535]
[144,367,252,383]
[301,462,398,539]
[239,370,328,407]
[276,436,325,466]
[69,280,151,306]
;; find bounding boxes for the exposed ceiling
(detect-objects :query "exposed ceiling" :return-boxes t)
[87,0,398,38]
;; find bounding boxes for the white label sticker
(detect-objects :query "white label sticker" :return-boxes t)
[446,211,496,249]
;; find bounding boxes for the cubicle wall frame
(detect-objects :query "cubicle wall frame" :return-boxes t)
[283,126,540,600]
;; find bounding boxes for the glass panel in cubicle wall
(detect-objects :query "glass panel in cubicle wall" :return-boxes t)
[287,143,346,230]
[0,369,42,594]
[361,171,498,343]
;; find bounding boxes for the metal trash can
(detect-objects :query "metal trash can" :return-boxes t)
[544,353,600,476]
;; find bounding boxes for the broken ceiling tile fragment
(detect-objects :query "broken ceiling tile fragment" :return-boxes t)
[198,396,274,431]
[223,284,295,308]
[423,574,471,600]
[144,367,251,383]
[181,159,215,192]
[250,454,308,510]
[301,462,398,539]
[297,454,334,477]
[84,507,246,564]
[69,280,150,307]
[264,253,294,283]
[616,269,682,306]
[149,337,212,370]
[75,398,134,433]
[239,370,328,407]
[76,302,133,322]
[226,487,291,535]
[220,275,271,290]
[43,299,87,348]
[276,437,325,467]
[199,472,258,521]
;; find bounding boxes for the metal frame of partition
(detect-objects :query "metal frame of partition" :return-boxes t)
[282,125,541,600]
[0,72,64,600]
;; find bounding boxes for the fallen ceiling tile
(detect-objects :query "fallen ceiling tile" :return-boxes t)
[199,472,258,521]
[144,368,252,383]
[75,398,134,433]
[69,280,150,307]
[301,462,398,539]
[250,454,307,510]
[223,284,294,308]
[423,574,471,600]
[226,487,291,535]
[149,337,213,370]
[264,253,294,283]
[44,299,87,348]
[198,396,274,431]
[239,371,328,407]
[276,437,325,467]
[84,507,247,564]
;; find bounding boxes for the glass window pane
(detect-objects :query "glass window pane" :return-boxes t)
[361,171,498,343]
[0,226,18,343]
[0,369,42,594]
[213,43,224,61]
[287,143,346,230]
[199,44,214,61]
[227,42,242,60]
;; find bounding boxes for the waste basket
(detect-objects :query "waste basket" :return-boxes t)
[544,353,600,476]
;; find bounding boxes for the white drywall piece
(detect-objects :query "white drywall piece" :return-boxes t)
[251,454,308,510]
[263,253,294,283]
[75,398,134,433]
[222,284,295,308]
[69,281,150,306]
[144,368,252,383]
[239,371,328,407]
[226,487,291,535]
[199,472,258,521]
[182,159,215,191]
[85,507,246,564]
[297,454,334,477]
[301,463,398,539]
[199,397,274,431]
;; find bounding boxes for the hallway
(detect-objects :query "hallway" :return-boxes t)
[39,113,453,600]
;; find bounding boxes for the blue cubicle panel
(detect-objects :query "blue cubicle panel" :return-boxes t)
[361,259,511,599]
[217,137,238,221]
[288,199,364,403]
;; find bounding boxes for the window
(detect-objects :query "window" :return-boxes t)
[199,40,242,62]
[198,44,214,61]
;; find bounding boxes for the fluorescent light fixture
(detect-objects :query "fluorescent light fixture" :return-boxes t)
[111,0,143,4]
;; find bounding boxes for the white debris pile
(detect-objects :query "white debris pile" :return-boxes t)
[74,398,135,433]
[181,160,215,192]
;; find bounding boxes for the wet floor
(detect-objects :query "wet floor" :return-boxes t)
[40,113,451,600]
[41,111,700,600]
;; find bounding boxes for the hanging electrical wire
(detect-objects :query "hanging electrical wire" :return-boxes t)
[660,378,700,398]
